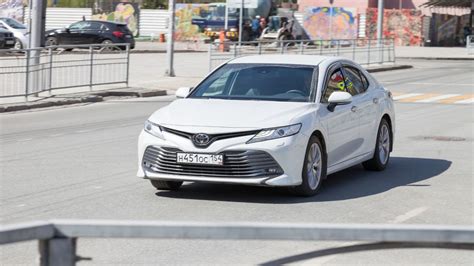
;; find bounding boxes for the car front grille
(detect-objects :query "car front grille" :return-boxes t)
[0,33,13,38]
[143,146,283,178]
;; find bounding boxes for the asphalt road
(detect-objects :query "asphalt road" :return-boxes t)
[0,60,473,265]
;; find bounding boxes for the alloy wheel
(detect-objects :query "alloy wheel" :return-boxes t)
[378,124,390,164]
[306,143,322,190]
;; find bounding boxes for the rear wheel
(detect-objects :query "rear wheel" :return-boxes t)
[45,37,58,46]
[150,180,183,191]
[363,119,391,171]
[289,136,326,196]
[101,39,116,51]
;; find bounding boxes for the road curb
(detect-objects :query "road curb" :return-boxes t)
[0,90,166,113]
[367,65,413,73]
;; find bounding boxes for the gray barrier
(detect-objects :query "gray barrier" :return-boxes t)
[209,38,396,71]
[1,220,473,265]
[467,35,474,55]
[0,43,130,101]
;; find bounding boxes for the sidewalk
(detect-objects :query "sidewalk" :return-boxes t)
[132,41,474,60]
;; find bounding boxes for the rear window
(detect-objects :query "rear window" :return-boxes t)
[116,25,131,33]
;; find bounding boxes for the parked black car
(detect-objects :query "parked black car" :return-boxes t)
[45,20,135,50]
[0,27,15,49]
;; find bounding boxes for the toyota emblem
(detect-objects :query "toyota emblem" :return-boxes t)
[192,133,211,146]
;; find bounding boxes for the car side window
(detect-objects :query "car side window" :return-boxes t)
[342,66,364,96]
[322,68,346,102]
[86,22,102,31]
[69,22,88,30]
[358,70,370,92]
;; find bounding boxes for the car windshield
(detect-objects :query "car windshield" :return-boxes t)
[0,18,26,29]
[189,64,316,102]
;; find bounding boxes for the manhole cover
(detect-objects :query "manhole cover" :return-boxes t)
[412,136,466,142]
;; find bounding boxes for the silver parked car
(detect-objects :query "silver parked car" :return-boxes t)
[0,17,28,49]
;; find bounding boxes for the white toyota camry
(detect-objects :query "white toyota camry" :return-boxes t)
[137,55,395,196]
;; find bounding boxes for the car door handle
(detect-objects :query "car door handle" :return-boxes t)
[373,98,379,104]
[351,106,358,112]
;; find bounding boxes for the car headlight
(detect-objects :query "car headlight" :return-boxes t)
[230,28,237,32]
[205,27,212,32]
[247,124,301,144]
[144,120,164,139]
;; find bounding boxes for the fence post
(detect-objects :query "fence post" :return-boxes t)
[25,50,30,102]
[208,43,212,72]
[367,39,371,66]
[319,40,323,55]
[125,44,130,87]
[89,46,93,91]
[280,41,284,54]
[48,48,53,95]
[299,41,304,54]
[392,39,396,64]
[381,38,384,64]
[352,39,356,60]
[258,41,262,55]
[337,40,340,56]
[39,238,77,266]
[233,43,238,58]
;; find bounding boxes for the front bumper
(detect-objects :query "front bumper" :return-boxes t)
[137,129,308,187]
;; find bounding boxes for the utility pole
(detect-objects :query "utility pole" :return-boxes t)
[165,0,175,77]
[238,0,243,45]
[377,0,384,42]
[30,0,47,97]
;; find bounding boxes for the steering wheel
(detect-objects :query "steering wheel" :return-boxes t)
[286,90,306,97]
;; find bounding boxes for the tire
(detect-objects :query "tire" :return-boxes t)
[45,37,58,46]
[14,38,22,49]
[150,180,183,191]
[101,39,116,51]
[289,136,327,196]
[363,119,391,171]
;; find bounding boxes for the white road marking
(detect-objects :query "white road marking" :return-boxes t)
[392,207,428,224]
[415,94,460,103]
[17,138,32,142]
[17,204,26,207]
[75,129,93,133]
[383,82,474,87]
[49,133,64,137]
[393,93,423,100]
[454,98,474,104]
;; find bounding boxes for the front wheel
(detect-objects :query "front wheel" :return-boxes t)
[363,119,391,171]
[14,38,22,49]
[289,136,327,196]
[45,37,58,47]
[150,180,183,191]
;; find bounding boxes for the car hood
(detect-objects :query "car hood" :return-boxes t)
[149,98,313,133]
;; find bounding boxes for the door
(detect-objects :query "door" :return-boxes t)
[342,65,378,156]
[61,21,92,44]
[319,66,361,167]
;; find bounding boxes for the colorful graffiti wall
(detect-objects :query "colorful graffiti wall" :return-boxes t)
[175,3,208,41]
[366,8,422,46]
[303,7,357,40]
[92,2,140,36]
[0,0,24,22]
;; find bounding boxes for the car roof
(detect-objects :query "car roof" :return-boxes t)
[228,54,343,66]
[82,20,127,26]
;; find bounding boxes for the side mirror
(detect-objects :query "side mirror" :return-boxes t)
[175,87,191,98]
[327,91,352,112]
[65,28,70,33]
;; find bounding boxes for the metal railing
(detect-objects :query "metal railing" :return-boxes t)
[0,220,473,266]
[209,38,396,71]
[467,35,474,55]
[0,44,130,101]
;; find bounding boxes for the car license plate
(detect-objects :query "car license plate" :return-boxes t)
[177,153,223,165]
[6,40,14,44]
[125,35,132,38]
